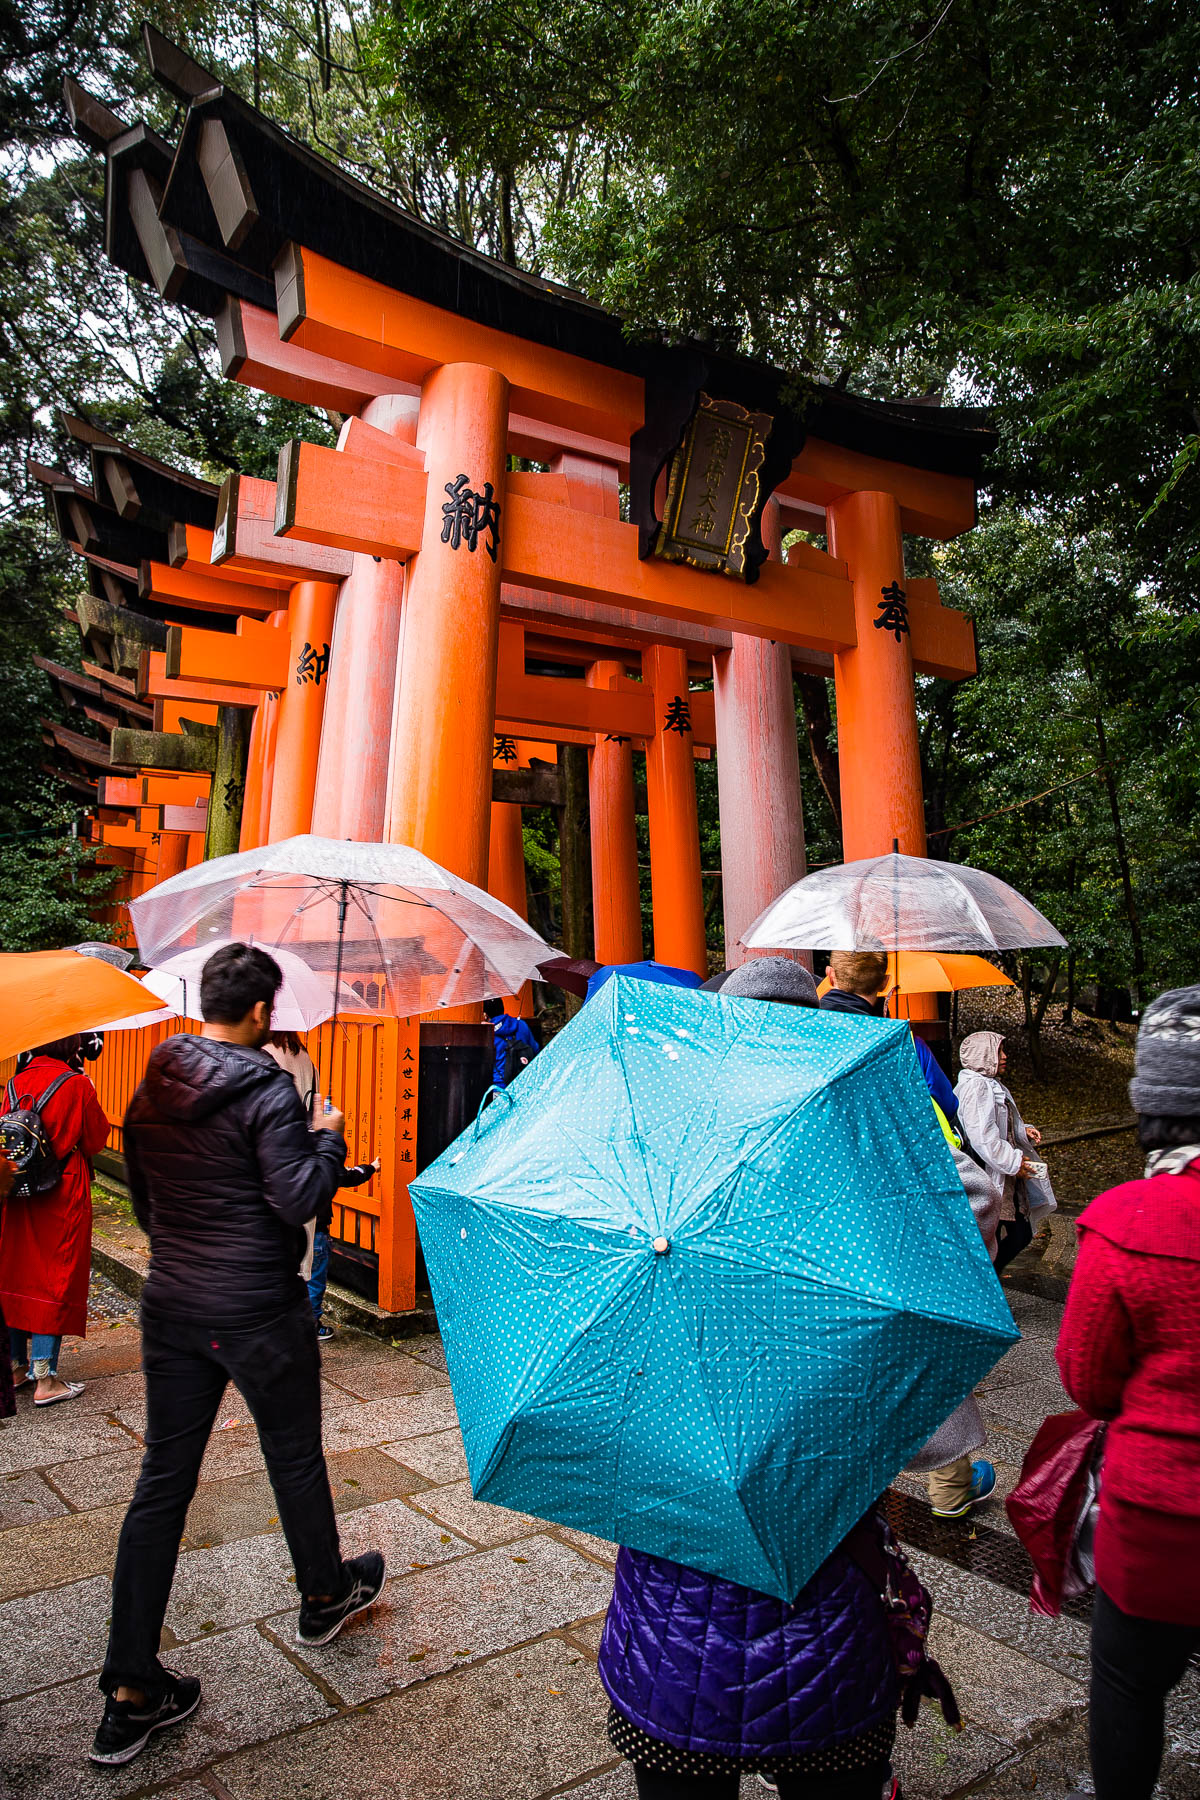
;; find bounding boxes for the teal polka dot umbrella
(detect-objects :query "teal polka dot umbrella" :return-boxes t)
[410,975,1018,1601]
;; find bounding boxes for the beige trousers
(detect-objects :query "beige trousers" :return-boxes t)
[927,1454,974,1511]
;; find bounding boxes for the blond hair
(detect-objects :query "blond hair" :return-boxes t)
[828,951,889,997]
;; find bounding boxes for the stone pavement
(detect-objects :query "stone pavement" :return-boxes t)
[0,1277,1196,1800]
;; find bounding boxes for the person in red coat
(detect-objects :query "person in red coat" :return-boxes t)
[0,1035,111,1404]
[1056,982,1200,1800]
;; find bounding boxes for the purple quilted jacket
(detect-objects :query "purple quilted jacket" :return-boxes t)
[598,1544,898,1760]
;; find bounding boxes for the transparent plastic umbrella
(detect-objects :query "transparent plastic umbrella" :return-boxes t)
[127,835,555,1017]
[106,945,368,1033]
[744,852,1067,956]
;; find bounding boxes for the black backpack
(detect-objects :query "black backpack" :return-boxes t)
[500,1030,537,1087]
[0,1073,74,1199]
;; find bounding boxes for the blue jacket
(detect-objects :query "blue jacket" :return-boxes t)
[819,989,958,1118]
[598,1545,897,1759]
[491,1015,539,1088]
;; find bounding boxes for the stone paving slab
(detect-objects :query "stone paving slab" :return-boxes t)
[180,1446,429,1551]
[408,1478,546,1547]
[0,1623,334,1800]
[0,1406,135,1478]
[3,1273,1193,1799]
[889,1709,1011,1799]
[927,1613,1086,1740]
[318,1386,460,1452]
[53,1322,144,1380]
[382,1427,469,1485]
[0,1466,69,1528]
[0,1497,129,1601]
[277,1533,613,1706]
[213,1637,610,1800]
[0,1572,112,1698]
[329,1492,475,1573]
[46,1446,147,1512]
[909,1545,1093,1684]
[322,1352,453,1401]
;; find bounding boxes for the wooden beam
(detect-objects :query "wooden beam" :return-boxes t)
[274,439,426,560]
[98,775,142,807]
[218,300,632,471]
[212,471,353,579]
[140,558,280,617]
[138,801,208,835]
[217,296,411,414]
[491,765,563,807]
[906,579,977,680]
[164,620,290,692]
[102,456,141,520]
[197,116,259,252]
[140,772,210,805]
[167,520,292,592]
[781,439,977,541]
[279,443,856,651]
[126,167,189,304]
[110,727,217,774]
[140,648,266,710]
[276,243,642,444]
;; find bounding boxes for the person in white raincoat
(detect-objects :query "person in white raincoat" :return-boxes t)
[955,1031,1056,1273]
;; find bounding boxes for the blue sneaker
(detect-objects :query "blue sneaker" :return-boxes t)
[931,1459,997,1519]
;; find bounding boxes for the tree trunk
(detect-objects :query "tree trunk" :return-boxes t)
[1084,654,1146,1005]
[796,675,841,830]
[499,172,517,267]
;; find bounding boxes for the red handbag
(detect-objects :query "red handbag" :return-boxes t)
[1006,1409,1105,1616]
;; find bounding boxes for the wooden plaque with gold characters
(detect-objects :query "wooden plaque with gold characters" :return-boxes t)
[653,393,773,579]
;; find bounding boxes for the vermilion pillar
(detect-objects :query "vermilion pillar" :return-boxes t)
[267,580,339,842]
[713,498,807,965]
[154,832,190,882]
[553,452,643,966]
[312,395,418,840]
[488,802,527,918]
[488,799,532,1016]
[587,659,642,963]
[643,643,708,977]
[386,363,509,884]
[826,491,927,861]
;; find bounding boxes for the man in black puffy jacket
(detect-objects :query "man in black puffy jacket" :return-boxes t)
[91,944,386,1768]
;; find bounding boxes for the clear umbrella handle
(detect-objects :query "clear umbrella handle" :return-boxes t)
[471,1085,516,1140]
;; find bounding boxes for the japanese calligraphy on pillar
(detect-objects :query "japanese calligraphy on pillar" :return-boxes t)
[874,582,911,643]
[295,640,330,685]
[492,734,519,764]
[663,696,693,735]
[398,1033,417,1173]
[442,475,501,561]
[653,393,772,579]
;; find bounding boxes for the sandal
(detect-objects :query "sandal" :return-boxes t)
[34,1380,85,1407]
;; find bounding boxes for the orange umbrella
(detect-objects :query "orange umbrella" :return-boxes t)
[818,951,1015,1008]
[0,950,167,1063]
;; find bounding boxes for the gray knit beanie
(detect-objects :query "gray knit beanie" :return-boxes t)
[1129,984,1200,1117]
[720,956,819,1007]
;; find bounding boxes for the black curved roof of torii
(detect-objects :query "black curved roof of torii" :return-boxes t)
[67,27,997,485]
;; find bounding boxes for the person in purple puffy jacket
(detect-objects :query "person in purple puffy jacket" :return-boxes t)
[597,956,903,1800]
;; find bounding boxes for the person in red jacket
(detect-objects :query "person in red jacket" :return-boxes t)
[1056,982,1200,1800]
[1,1035,111,1404]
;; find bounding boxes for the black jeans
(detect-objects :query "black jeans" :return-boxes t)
[101,1296,344,1694]
[632,1764,890,1799]
[1089,1585,1200,1800]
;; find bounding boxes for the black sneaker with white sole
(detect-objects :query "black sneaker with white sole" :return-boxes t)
[89,1672,202,1766]
[296,1550,386,1645]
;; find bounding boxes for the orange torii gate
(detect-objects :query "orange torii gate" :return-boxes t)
[63,32,996,1314]
[69,28,990,990]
